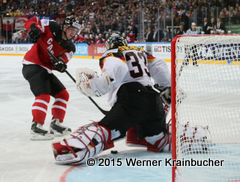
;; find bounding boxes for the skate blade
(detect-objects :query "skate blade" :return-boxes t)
[30,132,54,140]
[52,129,71,137]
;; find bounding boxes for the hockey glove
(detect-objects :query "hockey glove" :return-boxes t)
[29,23,42,43]
[52,59,67,73]
[154,84,171,105]
[76,68,111,97]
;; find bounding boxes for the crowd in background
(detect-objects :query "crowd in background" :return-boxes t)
[0,0,239,44]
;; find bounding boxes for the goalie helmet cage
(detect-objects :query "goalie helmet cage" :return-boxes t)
[171,35,240,182]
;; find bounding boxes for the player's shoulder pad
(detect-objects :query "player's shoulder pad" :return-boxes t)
[145,52,156,63]
[118,46,145,53]
[99,49,125,69]
[100,48,124,61]
[49,20,61,36]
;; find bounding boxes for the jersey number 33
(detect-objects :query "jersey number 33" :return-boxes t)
[125,51,150,78]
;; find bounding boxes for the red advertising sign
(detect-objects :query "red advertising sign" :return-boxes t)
[88,44,106,57]
[15,15,29,30]
[2,17,14,31]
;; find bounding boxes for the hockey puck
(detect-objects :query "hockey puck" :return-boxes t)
[111,150,118,154]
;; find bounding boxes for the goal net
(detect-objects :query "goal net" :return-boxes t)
[171,35,240,182]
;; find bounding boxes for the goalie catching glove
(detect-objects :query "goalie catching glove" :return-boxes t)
[76,68,111,97]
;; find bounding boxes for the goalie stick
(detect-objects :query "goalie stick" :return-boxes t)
[38,40,109,115]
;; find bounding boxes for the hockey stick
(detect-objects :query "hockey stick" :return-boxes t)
[38,40,109,115]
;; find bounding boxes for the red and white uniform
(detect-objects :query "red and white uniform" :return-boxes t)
[78,33,84,43]
[23,17,75,73]
[22,17,75,125]
[127,31,135,42]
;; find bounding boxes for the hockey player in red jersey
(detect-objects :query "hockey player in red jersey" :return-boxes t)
[52,33,172,164]
[22,16,81,140]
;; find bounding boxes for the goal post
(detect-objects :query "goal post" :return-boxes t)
[171,34,240,182]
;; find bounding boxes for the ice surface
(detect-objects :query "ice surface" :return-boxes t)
[0,56,172,182]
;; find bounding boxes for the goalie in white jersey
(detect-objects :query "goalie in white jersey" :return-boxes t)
[52,33,172,164]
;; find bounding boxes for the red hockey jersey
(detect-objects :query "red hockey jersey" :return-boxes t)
[23,17,75,72]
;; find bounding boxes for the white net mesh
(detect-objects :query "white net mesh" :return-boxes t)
[173,35,240,182]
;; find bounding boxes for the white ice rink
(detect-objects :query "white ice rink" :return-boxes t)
[0,56,172,182]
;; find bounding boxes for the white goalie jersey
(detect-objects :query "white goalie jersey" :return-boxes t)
[99,46,171,106]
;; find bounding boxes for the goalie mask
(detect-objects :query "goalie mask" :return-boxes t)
[106,33,128,50]
[62,16,81,39]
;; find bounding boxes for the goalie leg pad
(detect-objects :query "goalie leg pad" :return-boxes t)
[126,122,213,153]
[126,126,148,147]
[126,124,172,152]
[145,123,171,152]
[52,122,114,165]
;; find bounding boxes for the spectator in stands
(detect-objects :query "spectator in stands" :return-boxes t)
[108,29,112,35]
[183,1,189,11]
[153,24,163,42]
[94,31,101,43]
[219,11,226,25]
[181,9,189,31]
[173,14,180,26]
[122,32,131,43]
[161,28,171,42]
[229,6,235,18]
[118,23,125,35]
[127,26,135,43]
[203,17,211,34]
[99,20,105,33]
[208,18,216,34]
[216,17,226,33]
[196,6,204,25]
[185,22,199,66]
[86,34,95,45]
[176,24,185,36]
[145,22,153,32]
[95,34,105,44]
[105,33,110,41]
[21,29,28,43]
[145,26,154,42]
[130,21,138,40]
[111,18,119,31]
[105,21,112,32]
[231,11,239,24]
[78,32,85,43]
[235,3,239,11]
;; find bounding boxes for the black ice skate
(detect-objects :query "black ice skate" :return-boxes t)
[50,119,71,136]
[30,122,54,140]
